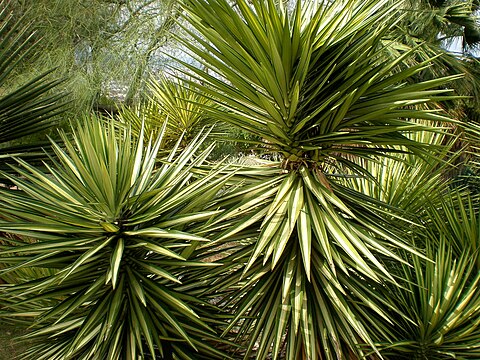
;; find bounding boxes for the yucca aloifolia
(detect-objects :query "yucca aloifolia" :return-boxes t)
[337,129,480,358]
[398,198,480,358]
[376,219,480,359]
[176,0,460,358]
[0,117,231,359]
[148,76,218,145]
[118,76,225,150]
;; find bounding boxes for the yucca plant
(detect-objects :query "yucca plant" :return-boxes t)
[0,117,232,359]
[375,199,480,359]
[148,76,219,145]
[341,124,463,217]
[118,76,225,151]
[0,0,65,178]
[334,127,480,358]
[174,0,462,358]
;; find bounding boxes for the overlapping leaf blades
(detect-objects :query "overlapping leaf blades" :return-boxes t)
[0,0,472,358]
[148,76,217,144]
[176,0,460,358]
[187,163,415,359]
[119,76,220,149]
[381,234,480,359]
[178,0,457,167]
[0,118,230,359]
[334,127,480,358]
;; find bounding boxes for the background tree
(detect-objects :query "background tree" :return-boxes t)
[401,0,480,52]
[6,0,180,116]
[0,0,66,182]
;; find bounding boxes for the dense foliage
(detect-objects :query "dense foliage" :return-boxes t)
[1,0,480,359]
[0,0,66,182]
